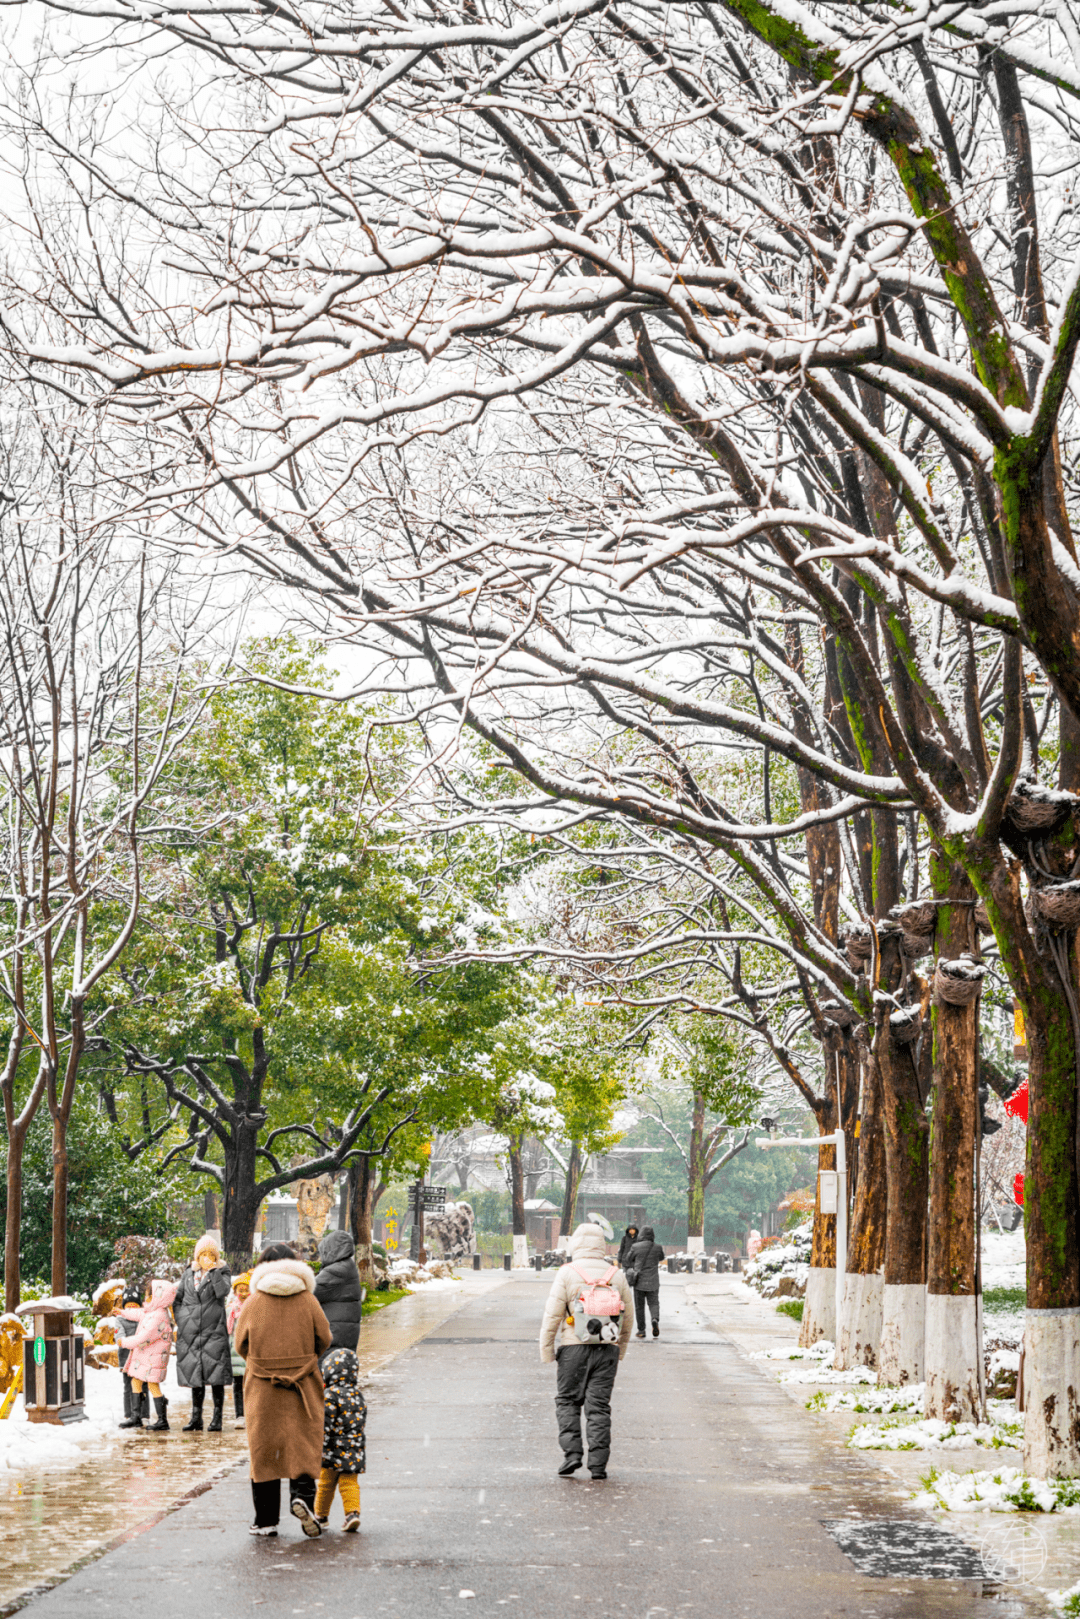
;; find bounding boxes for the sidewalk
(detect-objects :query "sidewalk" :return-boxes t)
[0,1269,510,1615]
[685,1270,1080,1603]
[15,1273,1036,1619]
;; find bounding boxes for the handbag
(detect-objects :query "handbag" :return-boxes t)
[624,1266,637,1289]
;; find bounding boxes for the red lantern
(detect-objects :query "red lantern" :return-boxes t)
[1013,1171,1025,1208]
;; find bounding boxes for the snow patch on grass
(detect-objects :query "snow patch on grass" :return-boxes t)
[1046,1578,1080,1614]
[912,1466,1080,1513]
[849,1416,1021,1451]
[807,1383,925,1415]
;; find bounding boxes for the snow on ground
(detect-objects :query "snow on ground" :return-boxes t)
[848,1415,1020,1451]
[780,1363,877,1385]
[912,1468,1080,1514]
[751,1340,833,1363]
[1047,1578,1080,1612]
[981,1226,1026,1291]
[0,1366,118,1473]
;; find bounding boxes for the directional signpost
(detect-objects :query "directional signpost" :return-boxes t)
[410,1183,447,1265]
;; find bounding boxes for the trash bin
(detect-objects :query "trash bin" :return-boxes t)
[472,1252,482,1271]
[666,1256,676,1274]
[16,1297,86,1425]
[503,1253,512,1271]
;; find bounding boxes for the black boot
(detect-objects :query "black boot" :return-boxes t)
[207,1385,225,1432]
[119,1378,143,1428]
[148,1396,170,1432]
[182,1387,205,1431]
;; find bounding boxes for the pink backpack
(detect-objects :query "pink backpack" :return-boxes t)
[570,1264,624,1344]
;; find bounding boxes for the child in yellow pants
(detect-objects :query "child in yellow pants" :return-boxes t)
[316,1467,360,1521]
[316,1348,366,1532]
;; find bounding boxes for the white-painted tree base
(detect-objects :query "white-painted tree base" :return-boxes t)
[878,1282,924,1385]
[1024,1307,1080,1478]
[924,1292,982,1421]
[835,1271,883,1370]
[685,1235,704,1254]
[512,1234,530,1268]
[799,1266,836,1347]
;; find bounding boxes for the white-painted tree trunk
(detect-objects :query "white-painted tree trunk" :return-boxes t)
[799,1266,836,1347]
[512,1234,530,1268]
[924,1293,982,1420]
[834,1271,883,1370]
[1023,1308,1080,1477]
[685,1234,704,1254]
[878,1282,924,1385]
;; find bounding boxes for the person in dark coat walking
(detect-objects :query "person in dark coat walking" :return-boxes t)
[626,1226,665,1338]
[174,1233,232,1432]
[313,1230,362,1351]
[615,1225,639,1270]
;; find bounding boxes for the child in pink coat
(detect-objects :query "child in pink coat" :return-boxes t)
[126,1279,177,1432]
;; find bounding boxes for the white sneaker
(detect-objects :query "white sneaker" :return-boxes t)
[290,1498,322,1538]
[234,1416,246,1429]
[249,1524,277,1537]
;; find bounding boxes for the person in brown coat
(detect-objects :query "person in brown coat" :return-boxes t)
[235,1242,333,1537]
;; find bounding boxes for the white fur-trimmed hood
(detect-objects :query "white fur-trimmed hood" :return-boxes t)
[251,1258,316,1297]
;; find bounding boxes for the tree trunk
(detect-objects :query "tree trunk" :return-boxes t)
[1019,959,1080,1474]
[800,1107,837,1349]
[222,1118,261,1256]
[836,1045,887,1370]
[560,1140,583,1238]
[4,1121,28,1313]
[50,1107,69,1298]
[508,1130,528,1266]
[686,1089,706,1252]
[877,1022,929,1385]
[350,1158,386,1286]
[203,1188,219,1231]
[925,859,982,1421]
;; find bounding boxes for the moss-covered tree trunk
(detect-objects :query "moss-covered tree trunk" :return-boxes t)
[836,1045,887,1369]
[877,1013,929,1386]
[925,859,982,1421]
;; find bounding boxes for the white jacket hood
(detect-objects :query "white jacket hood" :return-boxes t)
[251,1258,316,1297]
[568,1223,608,1259]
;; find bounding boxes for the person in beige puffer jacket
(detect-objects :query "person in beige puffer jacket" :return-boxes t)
[538,1223,634,1480]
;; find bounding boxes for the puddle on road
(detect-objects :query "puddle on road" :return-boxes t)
[0,1416,247,1616]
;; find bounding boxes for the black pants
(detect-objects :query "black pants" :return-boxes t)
[251,1474,316,1527]
[634,1287,660,1332]
[233,1375,244,1417]
[555,1345,619,1474]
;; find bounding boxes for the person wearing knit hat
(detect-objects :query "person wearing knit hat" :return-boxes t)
[227,1271,252,1429]
[173,1233,232,1432]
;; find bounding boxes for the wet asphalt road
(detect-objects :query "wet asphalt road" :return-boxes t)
[19,1278,1032,1619]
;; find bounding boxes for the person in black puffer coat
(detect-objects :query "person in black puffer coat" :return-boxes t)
[626,1226,665,1339]
[616,1225,639,1270]
[314,1230,362,1351]
[174,1233,232,1432]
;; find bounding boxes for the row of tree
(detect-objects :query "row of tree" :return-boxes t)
[1,0,1079,1477]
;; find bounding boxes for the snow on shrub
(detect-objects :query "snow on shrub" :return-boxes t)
[913,1467,1080,1513]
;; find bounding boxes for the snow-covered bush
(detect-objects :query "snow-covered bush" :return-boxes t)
[743,1222,811,1299]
